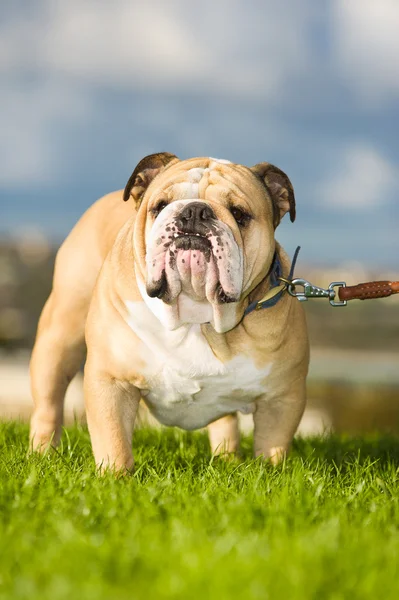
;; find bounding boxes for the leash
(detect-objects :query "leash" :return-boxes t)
[245,246,399,315]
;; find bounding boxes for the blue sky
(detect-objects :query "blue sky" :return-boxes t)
[1,0,398,266]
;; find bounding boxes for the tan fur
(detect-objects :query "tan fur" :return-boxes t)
[30,156,309,471]
[208,414,240,456]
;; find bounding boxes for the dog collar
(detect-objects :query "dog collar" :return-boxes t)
[244,246,301,316]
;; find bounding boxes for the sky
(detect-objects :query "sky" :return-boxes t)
[1,0,398,267]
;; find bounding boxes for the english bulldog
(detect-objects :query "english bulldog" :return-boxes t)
[29,153,309,472]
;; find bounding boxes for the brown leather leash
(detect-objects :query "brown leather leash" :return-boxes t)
[282,275,399,307]
[338,280,399,302]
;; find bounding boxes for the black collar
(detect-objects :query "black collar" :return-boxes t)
[244,246,301,315]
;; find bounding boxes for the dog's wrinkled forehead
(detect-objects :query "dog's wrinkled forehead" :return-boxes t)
[164,162,209,201]
[150,157,255,204]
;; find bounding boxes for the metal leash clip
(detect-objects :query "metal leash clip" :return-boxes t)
[283,278,347,306]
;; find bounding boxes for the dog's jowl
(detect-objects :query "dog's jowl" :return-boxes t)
[30,154,309,472]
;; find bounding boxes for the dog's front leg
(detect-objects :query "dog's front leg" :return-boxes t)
[253,378,306,465]
[84,368,140,474]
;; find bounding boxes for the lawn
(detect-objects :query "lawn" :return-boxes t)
[1,422,399,600]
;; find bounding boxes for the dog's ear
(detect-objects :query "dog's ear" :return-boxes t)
[123,152,179,206]
[250,162,296,227]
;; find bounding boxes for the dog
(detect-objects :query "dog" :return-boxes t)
[29,153,309,471]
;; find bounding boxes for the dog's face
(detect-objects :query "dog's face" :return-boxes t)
[124,153,295,333]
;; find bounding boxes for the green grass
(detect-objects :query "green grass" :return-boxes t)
[1,422,399,600]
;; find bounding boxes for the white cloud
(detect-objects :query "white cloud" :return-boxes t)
[331,0,399,104]
[319,143,397,210]
[0,0,314,98]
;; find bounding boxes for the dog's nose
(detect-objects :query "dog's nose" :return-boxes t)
[178,202,215,229]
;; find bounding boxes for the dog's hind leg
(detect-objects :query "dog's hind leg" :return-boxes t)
[29,226,102,452]
[29,290,87,452]
[208,413,240,457]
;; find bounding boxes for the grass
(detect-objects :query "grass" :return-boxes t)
[1,422,399,600]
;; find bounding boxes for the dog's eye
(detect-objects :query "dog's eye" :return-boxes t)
[151,200,168,217]
[230,206,252,227]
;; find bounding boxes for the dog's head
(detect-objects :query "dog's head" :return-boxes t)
[124,153,295,333]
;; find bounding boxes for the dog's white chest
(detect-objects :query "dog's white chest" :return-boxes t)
[124,301,272,429]
[142,353,271,429]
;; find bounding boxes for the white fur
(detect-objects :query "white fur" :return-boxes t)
[171,167,204,199]
[187,167,206,182]
[136,274,213,329]
[124,299,272,429]
[209,157,232,164]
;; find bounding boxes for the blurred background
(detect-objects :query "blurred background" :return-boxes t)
[1,0,398,435]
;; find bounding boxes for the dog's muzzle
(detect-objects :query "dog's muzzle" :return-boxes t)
[145,200,243,306]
